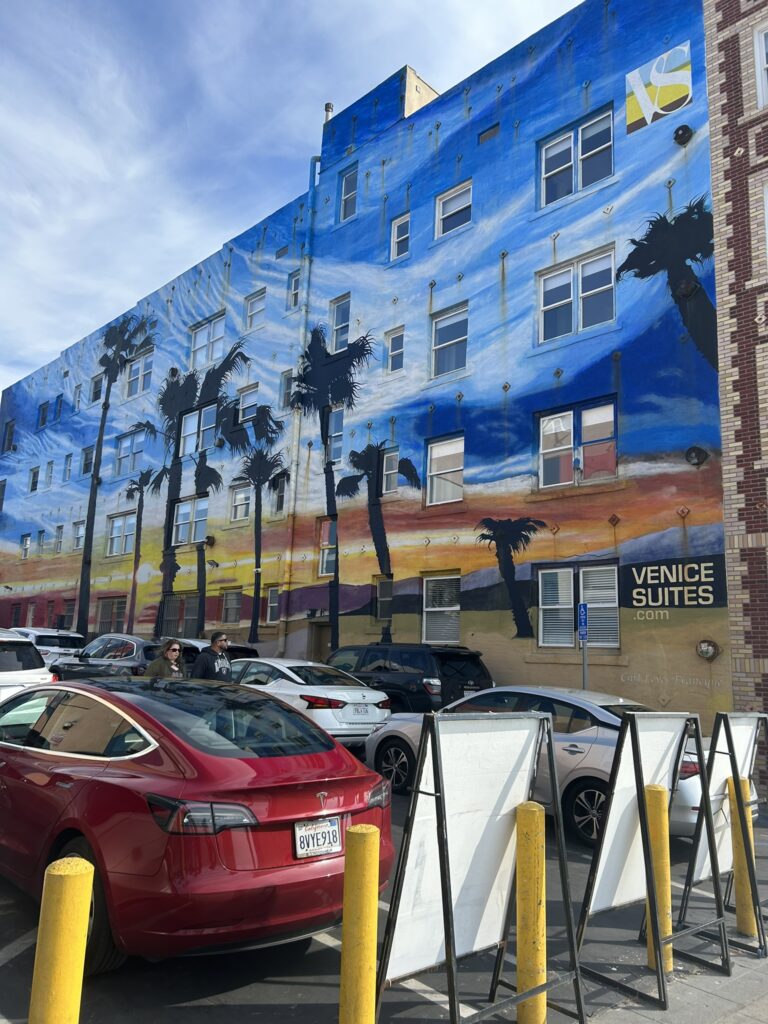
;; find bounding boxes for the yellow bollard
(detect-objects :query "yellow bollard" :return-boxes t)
[645,784,673,975]
[28,856,94,1024]
[339,824,380,1024]
[728,776,757,938]
[517,801,547,1024]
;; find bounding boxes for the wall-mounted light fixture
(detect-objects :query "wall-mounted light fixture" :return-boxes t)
[696,638,720,661]
[673,124,693,146]
[206,559,219,569]
[685,445,709,467]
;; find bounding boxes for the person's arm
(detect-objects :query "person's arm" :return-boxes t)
[145,658,164,678]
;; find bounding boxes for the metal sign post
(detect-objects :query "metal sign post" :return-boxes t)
[578,602,588,690]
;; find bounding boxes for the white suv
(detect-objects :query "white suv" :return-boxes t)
[11,627,86,667]
[0,629,56,702]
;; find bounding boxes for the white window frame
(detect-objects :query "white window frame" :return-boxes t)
[89,374,104,404]
[244,289,266,332]
[231,484,251,522]
[38,401,49,429]
[116,429,145,476]
[539,411,574,488]
[20,534,31,560]
[755,26,768,108]
[539,249,615,343]
[318,518,337,577]
[81,446,94,476]
[172,496,209,546]
[238,384,260,423]
[538,568,574,648]
[73,521,85,551]
[436,181,472,238]
[426,436,464,506]
[221,589,242,624]
[382,449,399,494]
[541,111,613,207]
[54,525,64,554]
[29,466,40,493]
[271,474,287,515]
[52,394,62,421]
[63,453,72,482]
[340,166,358,221]
[375,575,393,623]
[107,511,137,557]
[330,294,351,352]
[36,530,45,555]
[73,384,82,412]
[279,370,293,409]
[126,350,153,398]
[431,304,468,377]
[180,404,217,457]
[539,403,617,489]
[422,575,461,644]
[390,213,410,259]
[190,313,225,369]
[288,271,300,310]
[266,586,280,624]
[386,327,404,373]
[44,460,54,488]
[537,565,619,649]
[327,407,344,464]
[578,112,613,190]
[541,133,574,206]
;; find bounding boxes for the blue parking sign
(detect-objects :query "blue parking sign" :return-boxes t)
[577,602,588,642]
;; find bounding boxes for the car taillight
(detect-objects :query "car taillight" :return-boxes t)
[146,794,258,834]
[368,778,391,809]
[49,673,61,683]
[303,694,346,709]
[423,678,442,695]
[679,759,700,778]
[376,698,391,709]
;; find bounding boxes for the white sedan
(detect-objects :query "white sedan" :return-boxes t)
[229,658,391,747]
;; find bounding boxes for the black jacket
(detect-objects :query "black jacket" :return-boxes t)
[190,646,232,681]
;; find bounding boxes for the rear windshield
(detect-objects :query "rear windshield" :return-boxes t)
[116,682,335,758]
[287,665,366,687]
[601,703,653,720]
[434,653,491,683]
[31,635,85,649]
[0,643,45,672]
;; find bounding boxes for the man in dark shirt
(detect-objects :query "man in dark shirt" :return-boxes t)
[191,631,232,681]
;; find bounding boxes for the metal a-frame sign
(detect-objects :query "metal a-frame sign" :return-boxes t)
[376,711,586,1024]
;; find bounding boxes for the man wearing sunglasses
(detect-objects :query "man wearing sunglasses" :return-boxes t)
[190,631,233,681]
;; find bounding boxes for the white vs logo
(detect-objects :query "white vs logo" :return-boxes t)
[626,42,693,134]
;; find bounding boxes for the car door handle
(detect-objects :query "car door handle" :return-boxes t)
[55,781,74,789]
[563,744,585,754]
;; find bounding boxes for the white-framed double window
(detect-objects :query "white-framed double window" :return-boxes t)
[37,401,49,429]
[288,271,300,310]
[318,517,337,577]
[327,407,343,464]
[63,454,72,482]
[81,447,94,476]
[54,525,63,554]
[340,166,358,221]
[29,466,40,493]
[244,289,266,332]
[538,565,619,648]
[73,385,82,412]
[330,294,351,352]
[539,249,615,342]
[238,384,260,423]
[73,521,85,551]
[432,304,468,377]
[539,402,616,488]
[279,370,293,409]
[266,586,280,624]
[756,27,768,108]
[190,313,225,369]
[541,111,613,206]
[44,461,54,488]
[36,530,45,555]
[386,327,404,373]
[231,484,251,522]
[427,436,464,506]
[390,213,410,259]
[221,589,242,624]
[126,350,153,398]
[423,575,460,644]
[107,512,137,556]
[89,374,104,404]
[116,429,145,476]
[173,496,208,546]
[382,448,399,494]
[20,534,31,560]
[271,473,287,514]
[180,404,216,456]
[436,181,472,237]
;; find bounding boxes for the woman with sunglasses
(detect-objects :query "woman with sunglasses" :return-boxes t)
[146,639,185,679]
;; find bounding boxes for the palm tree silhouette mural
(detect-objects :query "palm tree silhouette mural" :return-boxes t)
[616,196,717,370]
[475,517,546,639]
[76,314,157,636]
[336,442,420,642]
[291,324,373,650]
[125,468,153,634]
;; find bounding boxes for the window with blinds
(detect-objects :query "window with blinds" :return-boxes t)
[580,565,619,647]
[539,568,574,647]
[538,565,619,648]
[423,575,460,644]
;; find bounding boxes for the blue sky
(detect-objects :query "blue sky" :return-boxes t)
[0,0,582,397]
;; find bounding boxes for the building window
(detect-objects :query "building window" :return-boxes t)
[288,271,300,310]
[436,181,472,237]
[538,565,619,648]
[81,446,94,476]
[180,404,216,456]
[423,575,460,644]
[390,213,410,259]
[265,586,280,624]
[107,512,137,556]
[126,350,153,398]
[478,123,500,144]
[245,289,266,332]
[90,374,104,404]
[541,110,613,206]
[97,596,127,634]
[330,294,351,352]
[26,601,35,627]
[54,525,64,553]
[191,313,225,369]
[37,401,49,429]
[386,328,404,373]
[173,496,208,546]
[340,166,358,221]
[279,370,293,409]
[276,244,288,260]
[539,402,616,488]
[382,449,399,494]
[63,453,72,481]
[62,599,75,629]
[318,517,337,577]
[44,461,54,488]
[539,250,615,342]
[29,466,40,493]
[427,436,464,506]
[2,420,15,452]
[36,529,45,555]
[0,479,5,512]
[327,407,343,464]
[20,534,31,560]
[231,484,251,522]
[73,384,82,412]
[272,473,287,514]
[432,304,468,377]
[375,575,393,623]
[73,521,85,551]
[116,430,145,475]
[46,601,55,627]
[10,604,21,627]
[221,589,242,624]
[52,394,63,421]
[755,27,768,108]
[239,384,260,422]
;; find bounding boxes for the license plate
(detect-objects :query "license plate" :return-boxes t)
[294,816,342,859]
[352,704,370,715]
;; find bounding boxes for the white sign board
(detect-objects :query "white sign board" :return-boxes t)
[692,715,759,883]
[385,714,541,983]
[588,714,688,915]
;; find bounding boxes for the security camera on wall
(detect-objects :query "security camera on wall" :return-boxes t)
[685,446,709,467]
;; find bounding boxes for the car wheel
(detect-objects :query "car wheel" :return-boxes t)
[60,838,127,975]
[563,779,608,847]
[375,739,416,794]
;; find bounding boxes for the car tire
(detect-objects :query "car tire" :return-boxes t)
[375,739,416,794]
[563,779,608,847]
[60,838,127,975]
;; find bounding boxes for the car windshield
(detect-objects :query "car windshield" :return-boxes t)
[112,681,335,758]
[434,653,491,683]
[0,642,45,672]
[287,665,366,687]
[600,702,653,719]
[30,634,85,649]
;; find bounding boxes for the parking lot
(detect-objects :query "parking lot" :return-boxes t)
[1,794,765,1024]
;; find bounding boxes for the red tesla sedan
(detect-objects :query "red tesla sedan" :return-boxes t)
[0,678,394,974]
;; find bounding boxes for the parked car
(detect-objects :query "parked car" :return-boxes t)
[51,634,258,679]
[364,686,716,845]
[12,628,86,667]
[230,657,391,747]
[0,628,56,701]
[0,678,395,974]
[180,637,259,674]
[326,643,494,711]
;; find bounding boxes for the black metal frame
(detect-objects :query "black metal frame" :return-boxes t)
[576,713,730,1010]
[678,711,768,957]
[376,711,586,1024]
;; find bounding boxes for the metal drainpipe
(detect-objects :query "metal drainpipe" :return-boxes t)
[277,154,320,656]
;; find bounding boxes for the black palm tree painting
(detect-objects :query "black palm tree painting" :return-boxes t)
[124,468,153,634]
[336,443,420,641]
[475,517,545,638]
[76,314,157,636]
[616,196,717,370]
[291,324,372,650]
